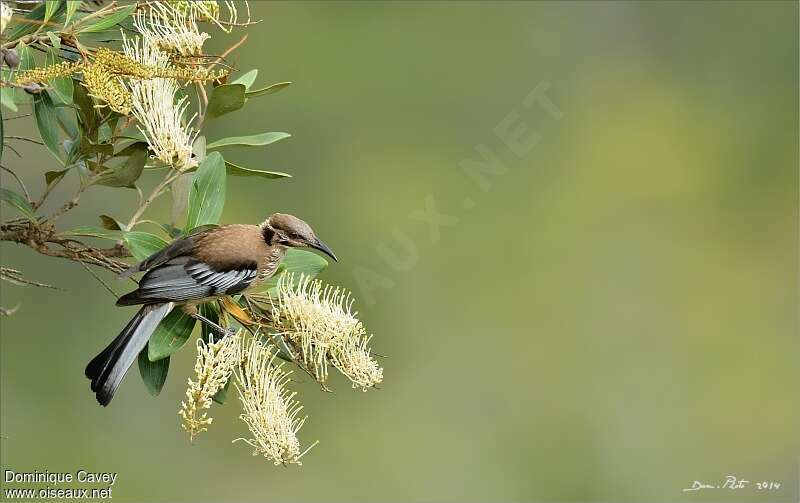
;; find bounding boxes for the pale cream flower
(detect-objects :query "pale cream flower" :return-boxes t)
[179,333,241,441]
[1,2,12,34]
[122,35,198,171]
[268,274,384,391]
[135,2,210,56]
[233,337,315,465]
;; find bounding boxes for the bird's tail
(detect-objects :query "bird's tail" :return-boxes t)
[85,302,173,406]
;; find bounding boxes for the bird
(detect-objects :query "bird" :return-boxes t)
[85,213,337,406]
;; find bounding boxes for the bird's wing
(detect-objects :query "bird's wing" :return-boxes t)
[116,256,259,305]
[118,234,198,279]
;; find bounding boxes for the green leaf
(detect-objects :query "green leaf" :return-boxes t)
[148,309,197,361]
[77,4,136,33]
[0,188,37,223]
[17,43,34,72]
[246,81,292,98]
[260,249,328,292]
[98,214,122,230]
[34,92,62,162]
[138,348,169,396]
[123,231,168,261]
[0,86,17,112]
[45,31,61,50]
[199,302,221,344]
[79,140,114,158]
[206,132,291,150]
[44,168,69,185]
[73,81,100,140]
[44,0,63,24]
[212,378,232,405]
[65,0,81,26]
[61,226,123,240]
[186,152,226,231]
[266,331,295,363]
[6,4,48,41]
[46,49,73,104]
[206,84,246,119]
[224,160,291,180]
[56,106,79,140]
[0,97,3,162]
[231,69,258,90]
[95,143,147,187]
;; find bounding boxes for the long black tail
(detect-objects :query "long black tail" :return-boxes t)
[85,303,173,406]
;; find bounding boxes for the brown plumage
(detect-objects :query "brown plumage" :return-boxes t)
[86,213,337,406]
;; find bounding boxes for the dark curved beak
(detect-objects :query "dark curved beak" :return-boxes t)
[309,238,338,262]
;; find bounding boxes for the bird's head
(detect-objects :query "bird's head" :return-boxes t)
[262,213,338,262]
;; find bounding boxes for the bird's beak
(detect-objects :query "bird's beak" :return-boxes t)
[309,238,338,262]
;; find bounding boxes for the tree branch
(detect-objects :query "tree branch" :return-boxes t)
[1,221,131,274]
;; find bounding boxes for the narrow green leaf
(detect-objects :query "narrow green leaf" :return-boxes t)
[65,0,81,26]
[0,86,17,112]
[206,84,246,119]
[186,152,226,231]
[46,49,74,104]
[199,302,221,344]
[246,81,292,98]
[77,4,136,33]
[56,106,79,140]
[44,0,62,24]
[231,69,258,90]
[225,160,291,180]
[260,249,328,292]
[0,188,37,223]
[45,31,61,49]
[206,132,291,150]
[148,309,197,361]
[33,92,62,161]
[73,81,100,140]
[17,43,34,72]
[138,348,169,396]
[6,4,47,41]
[96,143,147,187]
[0,98,3,162]
[123,231,168,261]
[61,226,123,240]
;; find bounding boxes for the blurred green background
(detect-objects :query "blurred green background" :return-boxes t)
[1,1,798,501]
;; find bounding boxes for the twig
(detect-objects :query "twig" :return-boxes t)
[125,169,181,230]
[0,221,130,274]
[0,165,31,201]
[5,135,44,145]
[2,144,21,157]
[48,174,97,221]
[219,33,248,62]
[0,267,59,289]
[4,113,32,121]
[77,260,119,299]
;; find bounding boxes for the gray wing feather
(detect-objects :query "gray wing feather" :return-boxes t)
[123,259,258,303]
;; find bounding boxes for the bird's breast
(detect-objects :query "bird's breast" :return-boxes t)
[257,246,287,280]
